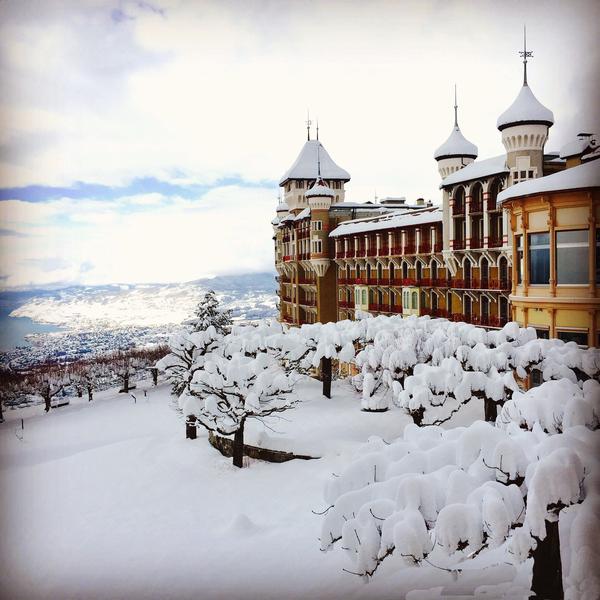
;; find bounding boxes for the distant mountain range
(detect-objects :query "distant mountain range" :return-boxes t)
[0,273,278,366]
[7,272,278,329]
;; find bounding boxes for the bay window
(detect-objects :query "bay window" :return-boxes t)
[556,230,588,284]
[528,232,550,284]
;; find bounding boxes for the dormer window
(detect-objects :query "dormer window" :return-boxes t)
[296,181,305,189]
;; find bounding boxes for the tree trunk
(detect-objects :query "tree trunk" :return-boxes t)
[484,397,497,422]
[87,385,93,402]
[233,420,245,468]
[151,368,158,386]
[321,357,332,399]
[185,415,197,440]
[0,400,4,423]
[531,518,563,600]
[77,387,83,398]
[123,375,129,393]
[44,393,51,413]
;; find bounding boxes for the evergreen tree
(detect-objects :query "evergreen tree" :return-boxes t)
[187,290,232,335]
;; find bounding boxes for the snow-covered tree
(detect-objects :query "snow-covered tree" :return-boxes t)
[156,327,223,397]
[0,367,26,421]
[319,377,600,600]
[186,290,232,335]
[26,365,69,412]
[187,351,298,467]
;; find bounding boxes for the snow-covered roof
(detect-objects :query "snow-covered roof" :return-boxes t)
[271,216,280,225]
[276,201,289,212]
[330,207,442,237]
[294,207,311,221]
[497,84,554,131]
[279,140,350,186]
[306,178,334,198]
[440,155,508,188]
[498,159,600,204]
[560,136,597,159]
[434,125,478,160]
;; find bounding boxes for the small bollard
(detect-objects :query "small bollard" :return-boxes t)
[186,415,197,440]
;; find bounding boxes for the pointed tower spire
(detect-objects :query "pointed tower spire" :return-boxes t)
[454,84,458,128]
[519,25,533,86]
[306,110,312,141]
[316,119,319,141]
[316,140,322,178]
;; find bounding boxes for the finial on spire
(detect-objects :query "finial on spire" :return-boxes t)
[519,25,533,86]
[306,110,312,141]
[454,84,458,128]
[316,119,319,141]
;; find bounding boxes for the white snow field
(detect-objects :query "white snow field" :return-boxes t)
[1,377,531,600]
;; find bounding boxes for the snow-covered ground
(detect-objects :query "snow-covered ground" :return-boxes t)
[0,377,528,600]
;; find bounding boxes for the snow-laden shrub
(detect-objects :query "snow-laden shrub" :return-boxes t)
[320,408,599,592]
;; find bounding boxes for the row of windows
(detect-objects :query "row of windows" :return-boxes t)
[516,228,598,285]
[286,180,344,191]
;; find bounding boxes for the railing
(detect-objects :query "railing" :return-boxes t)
[433,278,448,288]
[389,278,403,286]
[453,239,466,250]
[367,248,378,257]
[297,276,316,284]
[469,238,483,249]
[390,245,403,255]
[282,296,292,302]
[488,236,503,248]
[433,242,443,252]
[487,199,500,212]
[401,277,416,286]
[370,304,393,313]
[367,278,379,285]
[298,253,310,261]
[489,316,508,328]
[432,309,449,318]
[469,200,483,214]
[452,278,464,288]
[355,277,366,284]
[338,277,350,285]
[452,203,465,216]
[338,300,355,309]
[301,299,316,307]
[283,255,292,261]
[282,315,294,323]
[390,305,403,314]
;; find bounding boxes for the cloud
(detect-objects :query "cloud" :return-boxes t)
[0,183,277,289]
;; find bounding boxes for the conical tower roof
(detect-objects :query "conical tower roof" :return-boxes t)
[279,139,350,186]
[434,125,478,160]
[497,84,554,131]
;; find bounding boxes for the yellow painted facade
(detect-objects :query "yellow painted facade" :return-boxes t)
[504,187,599,346]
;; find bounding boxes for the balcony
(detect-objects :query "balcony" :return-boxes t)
[390,245,403,255]
[419,278,432,287]
[489,279,510,291]
[403,243,416,254]
[301,299,316,307]
[433,242,443,252]
[433,278,448,288]
[469,200,483,214]
[298,276,315,284]
[355,277,367,284]
[419,241,431,254]
[452,239,466,250]
[469,238,483,250]
[283,255,292,262]
[389,278,402,286]
[452,203,465,216]
[488,236,503,248]
[401,277,416,286]
[452,278,464,288]
[378,245,389,256]
[338,300,355,309]
[390,305,403,314]
[487,199,500,212]
[489,316,508,328]
[367,277,379,285]
[369,304,393,313]
[367,248,378,257]
[338,277,350,285]
[282,315,294,323]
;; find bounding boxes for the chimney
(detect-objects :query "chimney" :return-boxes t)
[416,198,425,206]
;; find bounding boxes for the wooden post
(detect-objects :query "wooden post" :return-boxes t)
[150,368,158,386]
[185,415,197,440]
[233,420,245,468]
[321,356,332,399]
[484,398,497,422]
[530,518,563,600]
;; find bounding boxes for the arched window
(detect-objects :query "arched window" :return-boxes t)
[377,263,383,281]
[416,262,422,281]
[481,257,489,289]
[453,187,465,213]
[356,265,361,279]
[431,261,437,282]
[346,265,351,280]
[402,262,409,279]
[412,291,418,309]
[366,264,372,280]
[390,263,395,280]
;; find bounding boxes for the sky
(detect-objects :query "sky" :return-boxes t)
[0,0,599,290]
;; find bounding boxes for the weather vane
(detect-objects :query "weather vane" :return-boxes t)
[519,25,533,86]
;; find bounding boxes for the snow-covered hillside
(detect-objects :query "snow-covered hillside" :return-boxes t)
[9,272,277,329]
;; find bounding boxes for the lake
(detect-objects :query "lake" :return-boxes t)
[0,310,65,352]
